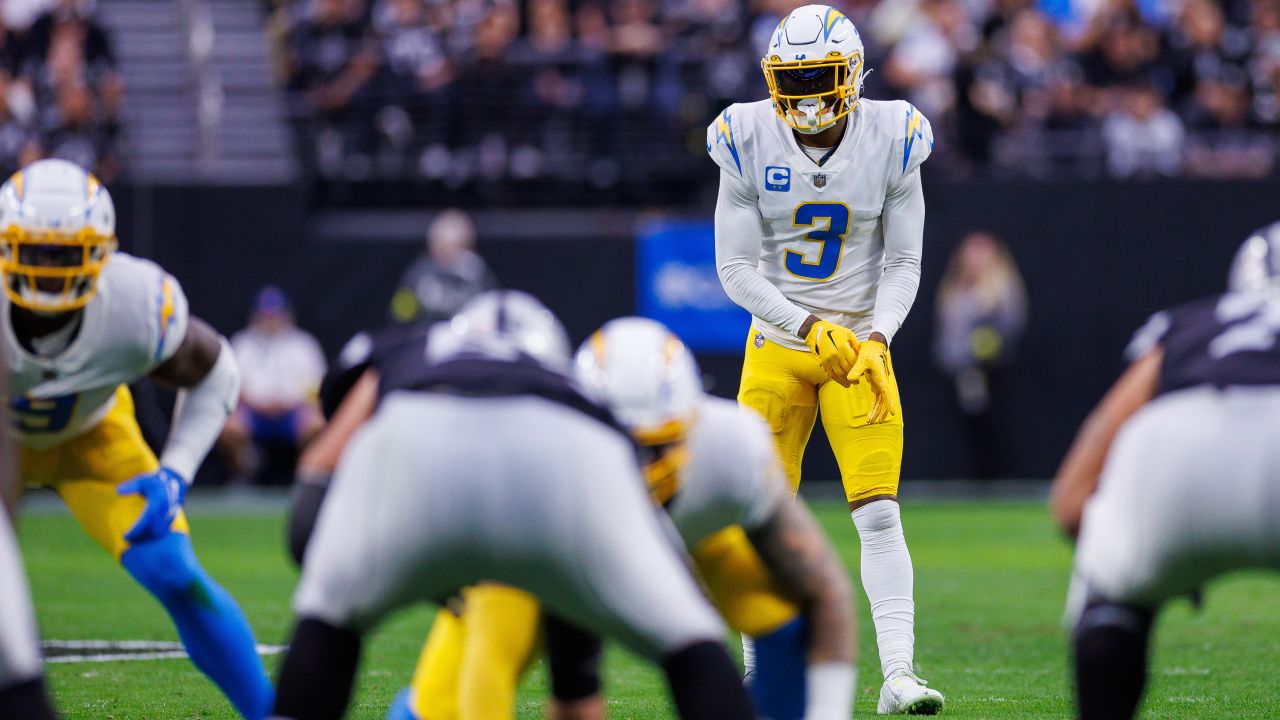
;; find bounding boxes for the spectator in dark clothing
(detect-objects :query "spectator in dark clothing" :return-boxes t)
[507,0,585,178]
[22,0,123,119]
[287,0,381,176]
[38,80,118,180]
[1166,0,1253,110]
[1081,13,1167,106]
[1184,70,1275,177]
[952,43,1016,170]
[389,208,498,324]
[375,0,454,160]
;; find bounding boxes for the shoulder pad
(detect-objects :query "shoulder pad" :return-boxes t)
[706,105,745,178]
[102,254,190,365]
[895,102,933,177]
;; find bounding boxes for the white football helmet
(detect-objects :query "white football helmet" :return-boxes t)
[575,317,702,503]
[762,4,868,134]
[1228,221,1280,294]
[0,159,116,312]
[431,289,570,366]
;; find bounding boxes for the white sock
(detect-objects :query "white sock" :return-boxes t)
[852,499,915,680]
[805,662,856,720]
[740,632,756,678]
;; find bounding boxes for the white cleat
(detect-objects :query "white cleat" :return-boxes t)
[877,671,944,715]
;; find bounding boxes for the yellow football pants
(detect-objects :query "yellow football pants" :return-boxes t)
[18,386,190,559]
[410,585,541,720]
[407,530,801,717]
[693,525,800,638]
[737,331,904,504]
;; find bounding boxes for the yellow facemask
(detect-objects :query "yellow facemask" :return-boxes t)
[761,51,864,133]
[0,224,117,312]
[633,417,694,506]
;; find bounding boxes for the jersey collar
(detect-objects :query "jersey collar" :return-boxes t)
[3,278,108,375]
[780,103,864,179]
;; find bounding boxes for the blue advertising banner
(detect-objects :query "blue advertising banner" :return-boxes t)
[636,220,751,352]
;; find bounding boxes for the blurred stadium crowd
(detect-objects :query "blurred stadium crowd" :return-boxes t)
[271,0,1280,184]
[0,0,121,181]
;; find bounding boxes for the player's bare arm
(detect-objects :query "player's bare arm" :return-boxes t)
[149,316,223,388]
[297,368,379,477]
[1051,349,1161,539]
[748,495,856,664]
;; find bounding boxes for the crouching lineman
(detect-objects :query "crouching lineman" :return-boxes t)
[271,292,755,720]
[0,360,56,720]
[1052,222,1280,719]
[386,317,857,720]
[0,160,272,718]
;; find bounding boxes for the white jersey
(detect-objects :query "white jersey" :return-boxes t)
[666,396,787,547]
[3,253,190,450]
[708,98,932,349]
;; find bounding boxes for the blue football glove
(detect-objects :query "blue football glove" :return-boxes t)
[118,467,188,544]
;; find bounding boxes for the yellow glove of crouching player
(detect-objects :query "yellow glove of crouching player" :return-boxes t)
[804,320,860,387]
[847,339,897,424]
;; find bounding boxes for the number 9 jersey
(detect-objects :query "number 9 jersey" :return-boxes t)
[707,98,932,350]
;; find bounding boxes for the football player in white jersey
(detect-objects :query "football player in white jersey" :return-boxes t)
[707,4,943,714]
[0,159,273,718]
[0,356,57,720]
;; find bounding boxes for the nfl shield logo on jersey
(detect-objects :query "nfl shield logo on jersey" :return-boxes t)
[754,332,765,348]
[813,174,827,188]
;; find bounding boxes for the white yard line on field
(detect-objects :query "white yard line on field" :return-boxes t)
[42,640,286,663]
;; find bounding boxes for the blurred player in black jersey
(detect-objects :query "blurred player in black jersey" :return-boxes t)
[271,290,756,720]
[1051,222,1280,720]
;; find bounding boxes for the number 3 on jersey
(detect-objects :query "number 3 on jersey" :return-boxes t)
[785,203,849,281]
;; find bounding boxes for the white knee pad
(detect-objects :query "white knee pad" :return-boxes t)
[852,499,902,536]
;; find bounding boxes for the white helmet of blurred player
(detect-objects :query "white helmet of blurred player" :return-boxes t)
[1229,221,1280,294]
[432,290,570,366]
[0,159,116,313]
[762,4,868,134]
[575,317,702,503]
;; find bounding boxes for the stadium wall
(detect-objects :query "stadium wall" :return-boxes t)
[114,178,1280,480]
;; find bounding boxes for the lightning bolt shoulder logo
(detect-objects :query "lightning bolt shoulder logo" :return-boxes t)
[714,109,742,175]
[902,106,928,175]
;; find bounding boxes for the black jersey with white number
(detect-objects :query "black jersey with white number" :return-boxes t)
[1127,292,1280,397]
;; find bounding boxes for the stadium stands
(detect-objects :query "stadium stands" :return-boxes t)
[0,0,122,180]
[271,0,1280,188]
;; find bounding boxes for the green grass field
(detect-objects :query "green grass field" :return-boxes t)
[18,498,1280,719]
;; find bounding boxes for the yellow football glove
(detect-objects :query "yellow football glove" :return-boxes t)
[804,320,859,386]
[847,339,897,424]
